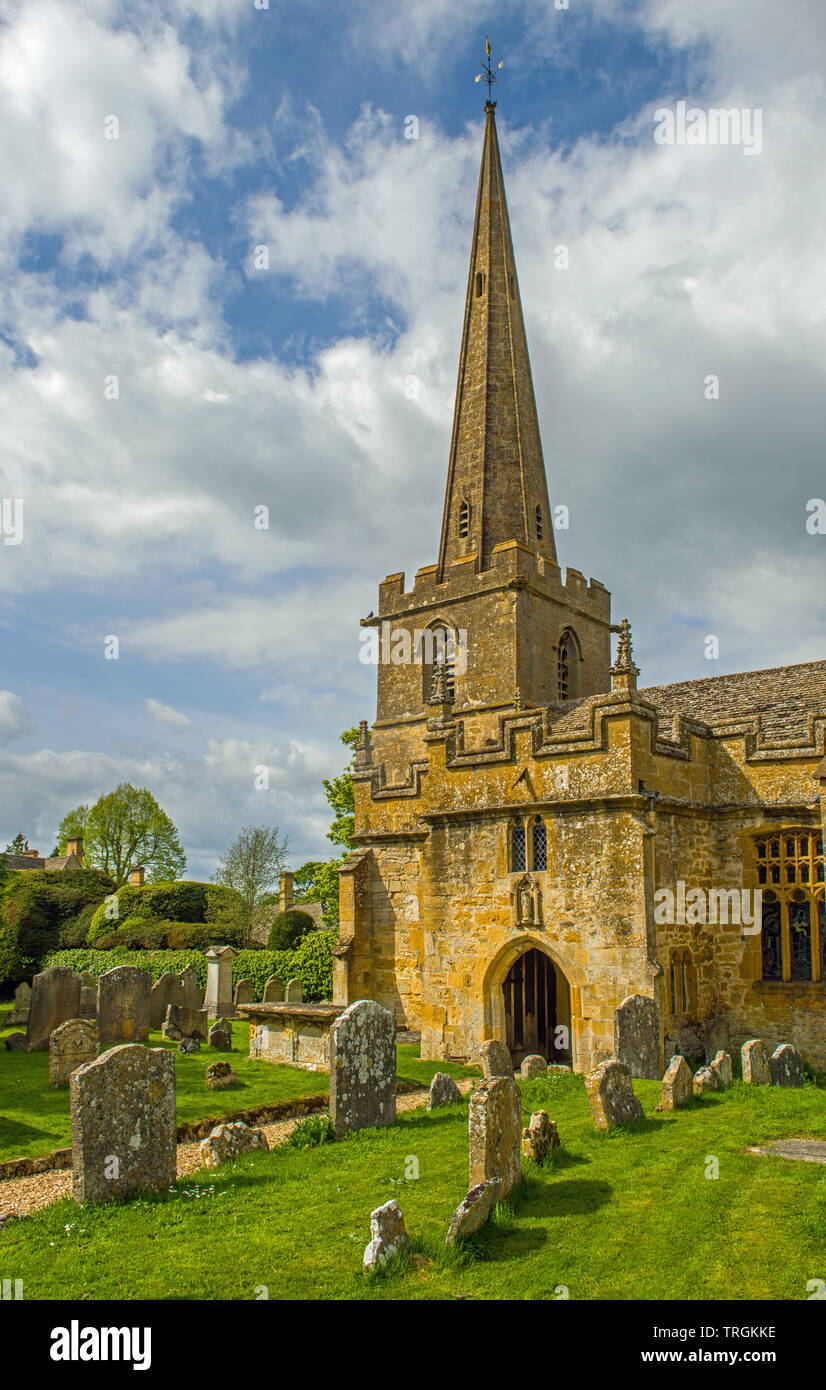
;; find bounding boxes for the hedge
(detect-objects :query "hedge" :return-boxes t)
[87,881,242,946]
[267,908,315,950]
[0,868,115,981]
[42,930,337,1001]
[91,919,247,952]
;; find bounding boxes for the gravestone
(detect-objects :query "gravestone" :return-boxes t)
[70,1044,176,1204]
[710,1050,733,1088]
[770,1043,805,1088]
[5,981,31,1026]
[50,1019,98,1089]
[468,1075,522,1197]
[614,994,661,1080]
[199,1121,268,1170]
[97,966,151,1048]
[79,973,95,990]
[179,964,203,1011]
[149,972,185,1030]
[208,1018,233,1051]
[693,1065,720,1097]
[585,1059,644,1130]
[163,1005,208,1041]
[478,1039,513,1078]
[79,986,97,1019]
[285,978,303,1004]
[26,967,82,1052]
[205,1060,239,1090]
[234,978,254,1007]
[4,1033,27,1051]
[742,1038,770,1086]
[329,999,396,1138]
[178,1036,200,1055]
[204,945,237,1020]
[520,1054,547,1079]
[262,975,283,1004]
[445,1179,501,1247]
[428,1072,462,1109]
[521,1111,559,1164]
[660,1055,693,1111]
[363,1199,411,1272]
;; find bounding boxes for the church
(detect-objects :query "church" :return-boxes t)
[332,98,826,1073]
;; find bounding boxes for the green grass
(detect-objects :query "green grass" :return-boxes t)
[0,1009,477,1161]
[3,1073,825,1301]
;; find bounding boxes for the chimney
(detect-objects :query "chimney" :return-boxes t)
[66,835,84,865]
[128,865,146,887]
[279,871,294,913]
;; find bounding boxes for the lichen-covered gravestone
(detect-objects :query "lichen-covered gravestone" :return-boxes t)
[204,945,237,1019]
[208,1018,233,1051]
[163,1005,208,1041]
[693,1065,721,1097]
[262,975,283,1004]
[520,1054,547,1079]
[428,1072,462,1109]
[234,978,254,1007]
[363,1199,411,1272]
[770,1043,805,1088]
[468,1075,522,1197]
[50,1019,99,1089]
[70,1044,176,1204]
[26,967,82,1052]
[205,1060,239,1090]
[149,972,185,1030]
[710,1050,733,1088]
[585,1059,644,1130]
[199,1121,268,1169]
[179,964,203,1011]
[329,999,396,1138]
[660,1055,693,1111]
[478,1039,513,1078]
[521,1110,559,1164]
[97,966,151,1048]
[614,994,661,1080]
[445,1179,501,1247]
[742,1039,770,1086]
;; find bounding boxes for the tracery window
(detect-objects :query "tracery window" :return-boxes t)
[670,948,694,1013]
[754,833,824,982]
[511,819,527,873]
[558,629,579,701]
[532,817,547,871]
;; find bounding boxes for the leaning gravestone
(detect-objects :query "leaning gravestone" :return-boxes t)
[614,994,661,1080]
[742,1039,770,1086]
[49,1019,98,1089]
[710,1050,733,1088]
[428,1072,462,1109]
[363,1199,411,1272]
[585,1059,644,1130]
[445,1179,501,1247]
[179,964,203,1011]
[478,1039,513,1078]
[770,1043,805,1088]
[70,1044,176,1204]
[262,975,283,1004]
[329,999,396,1138]
[285,977,303,1003]
[26,967,82,1052]
[163,1005,207,1041]
[5,981,31,1027]
[97,966,151,1048]
[234,978,254,1007]
[149,972,185,1030]
[468,1075,522,1197]
[660,1055,693,1111]
[693,1065,721,1097]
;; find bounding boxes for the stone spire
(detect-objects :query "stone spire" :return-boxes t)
[610,618,640,692]
[436,101,556,580]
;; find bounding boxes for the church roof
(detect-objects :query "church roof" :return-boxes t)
[1,852,80,872]
[640,660,826,745]
[436,101,556,578]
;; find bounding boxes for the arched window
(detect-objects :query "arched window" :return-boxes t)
[670,958,678,1014]
[458,499,470,539]
[754,833,824,981]
[681,954,690,1012]
[420,625,456,703]
[535,504,543,541]
[475,271,485,298]
[532,817,547,871]
[511,819,526,873]
[558,629,580,701]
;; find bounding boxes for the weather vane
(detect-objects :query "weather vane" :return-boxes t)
[475,35,504,104]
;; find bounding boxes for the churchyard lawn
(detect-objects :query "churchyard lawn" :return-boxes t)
[0,1012,476,1161]
[3,1070,825,1301]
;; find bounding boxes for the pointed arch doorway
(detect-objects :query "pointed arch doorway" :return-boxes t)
[502,947,571,1067]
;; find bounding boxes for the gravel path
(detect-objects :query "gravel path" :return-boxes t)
[0,1077,476,1219]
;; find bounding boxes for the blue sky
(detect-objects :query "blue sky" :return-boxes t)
[1,0,825,876]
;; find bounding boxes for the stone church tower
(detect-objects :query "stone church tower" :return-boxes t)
[334,101,826,1073]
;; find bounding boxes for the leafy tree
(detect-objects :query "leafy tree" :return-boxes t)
[5,833,27,854]
[321,726,359,851]
[293,860,325,900]
[56,785,186,886]
[212,825,289,946]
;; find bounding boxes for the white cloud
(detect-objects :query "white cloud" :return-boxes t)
[145,697,191,731]
[0,691,34,743]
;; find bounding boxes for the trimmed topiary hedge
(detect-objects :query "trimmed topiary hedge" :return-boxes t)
[0,868,115,982]
[267,908,315,950]
[86,881,243,947]
[91,919,247,951]
[42,930,337,1001]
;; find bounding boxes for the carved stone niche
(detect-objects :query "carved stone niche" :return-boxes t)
[511,875,542,929]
